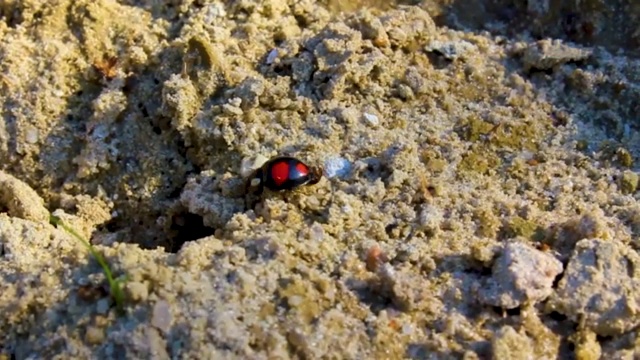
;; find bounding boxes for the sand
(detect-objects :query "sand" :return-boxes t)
[1,0,640,358]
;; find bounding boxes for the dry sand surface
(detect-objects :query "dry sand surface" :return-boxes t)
[1,0,640,358]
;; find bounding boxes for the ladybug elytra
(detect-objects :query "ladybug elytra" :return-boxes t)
[245,156,323,207]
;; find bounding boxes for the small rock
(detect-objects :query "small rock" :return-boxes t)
[403,67,427,95]
[309,222,324,242]
[547,238,640,336]
[323,156,352,179]
[222,103,243,116]
[85,326,105,345]
[240,154,269,178]
[477,242,563,309]
[522,39,591,71]
[25,127,39,144]
[203,2,226,20]
[416,204,443,236]
[396,84,414,100]
[151,300,173,334]
[287,295,304,307]
[425,40,476,60]
[266,48,279,64]
[362,112,379,127]
[96,298,111,315]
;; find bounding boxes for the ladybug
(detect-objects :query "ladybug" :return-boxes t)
[245,156,323,207]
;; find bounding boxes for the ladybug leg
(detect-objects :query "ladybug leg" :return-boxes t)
[245,188,264,211]
[246,196,261,211]
[244,169,265,210]
[307,166,323,185]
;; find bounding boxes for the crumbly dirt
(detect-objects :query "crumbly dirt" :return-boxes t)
[1,0,640,359]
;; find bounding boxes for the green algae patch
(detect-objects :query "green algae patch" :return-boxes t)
[456,115,496,143]
[455,114,552,175]
[421,149,447,173]
[474,207,502,238]
[277,277,326,324]
[599,141,634,168]
[619,170,639,194]
[507,157,528,180]
[455,115,549,152]
[458,144,503,175]
[501,216,546,242]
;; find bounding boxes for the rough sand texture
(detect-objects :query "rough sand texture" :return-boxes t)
[1,0,640,359]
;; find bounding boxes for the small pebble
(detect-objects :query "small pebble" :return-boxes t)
[240,154,268,178]
[323,156,352,179]
[549,238,640,336]
[151,300,173,334]
[266,48,279,64]
[417,204,443,235]
[363,112,379,126]
[96,298,111,315]
[522,39,591,71]
[425,40,475,60]
[222,103,243,116]
[85,326,105,344]
[477,242,563,309]
[204,2,226,19]
[229,97,242,107]
[25,127,39,144]
[309,222,324,242]
[402,323,414,335]
[288,295,304,307]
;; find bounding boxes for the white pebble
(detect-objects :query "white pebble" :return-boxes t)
[425,40,476,60]
[363,112,379,127]
[323,156,352,179]
[25,127,39,144]
[204,2,226,20]
[288,295,304,307]
[417,204,443,234]
[151,300,173,333]
[266,49,279,64]
[310,222,324,242]
[240,154,268,178]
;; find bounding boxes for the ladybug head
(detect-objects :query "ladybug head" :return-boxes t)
[306,165,323,186]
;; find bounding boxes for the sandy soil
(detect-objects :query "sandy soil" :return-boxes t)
[1,0,640,359]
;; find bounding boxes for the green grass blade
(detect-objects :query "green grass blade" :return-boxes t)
[49,214,127,314]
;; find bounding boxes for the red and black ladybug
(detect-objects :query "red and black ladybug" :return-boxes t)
[245,156,323,207]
